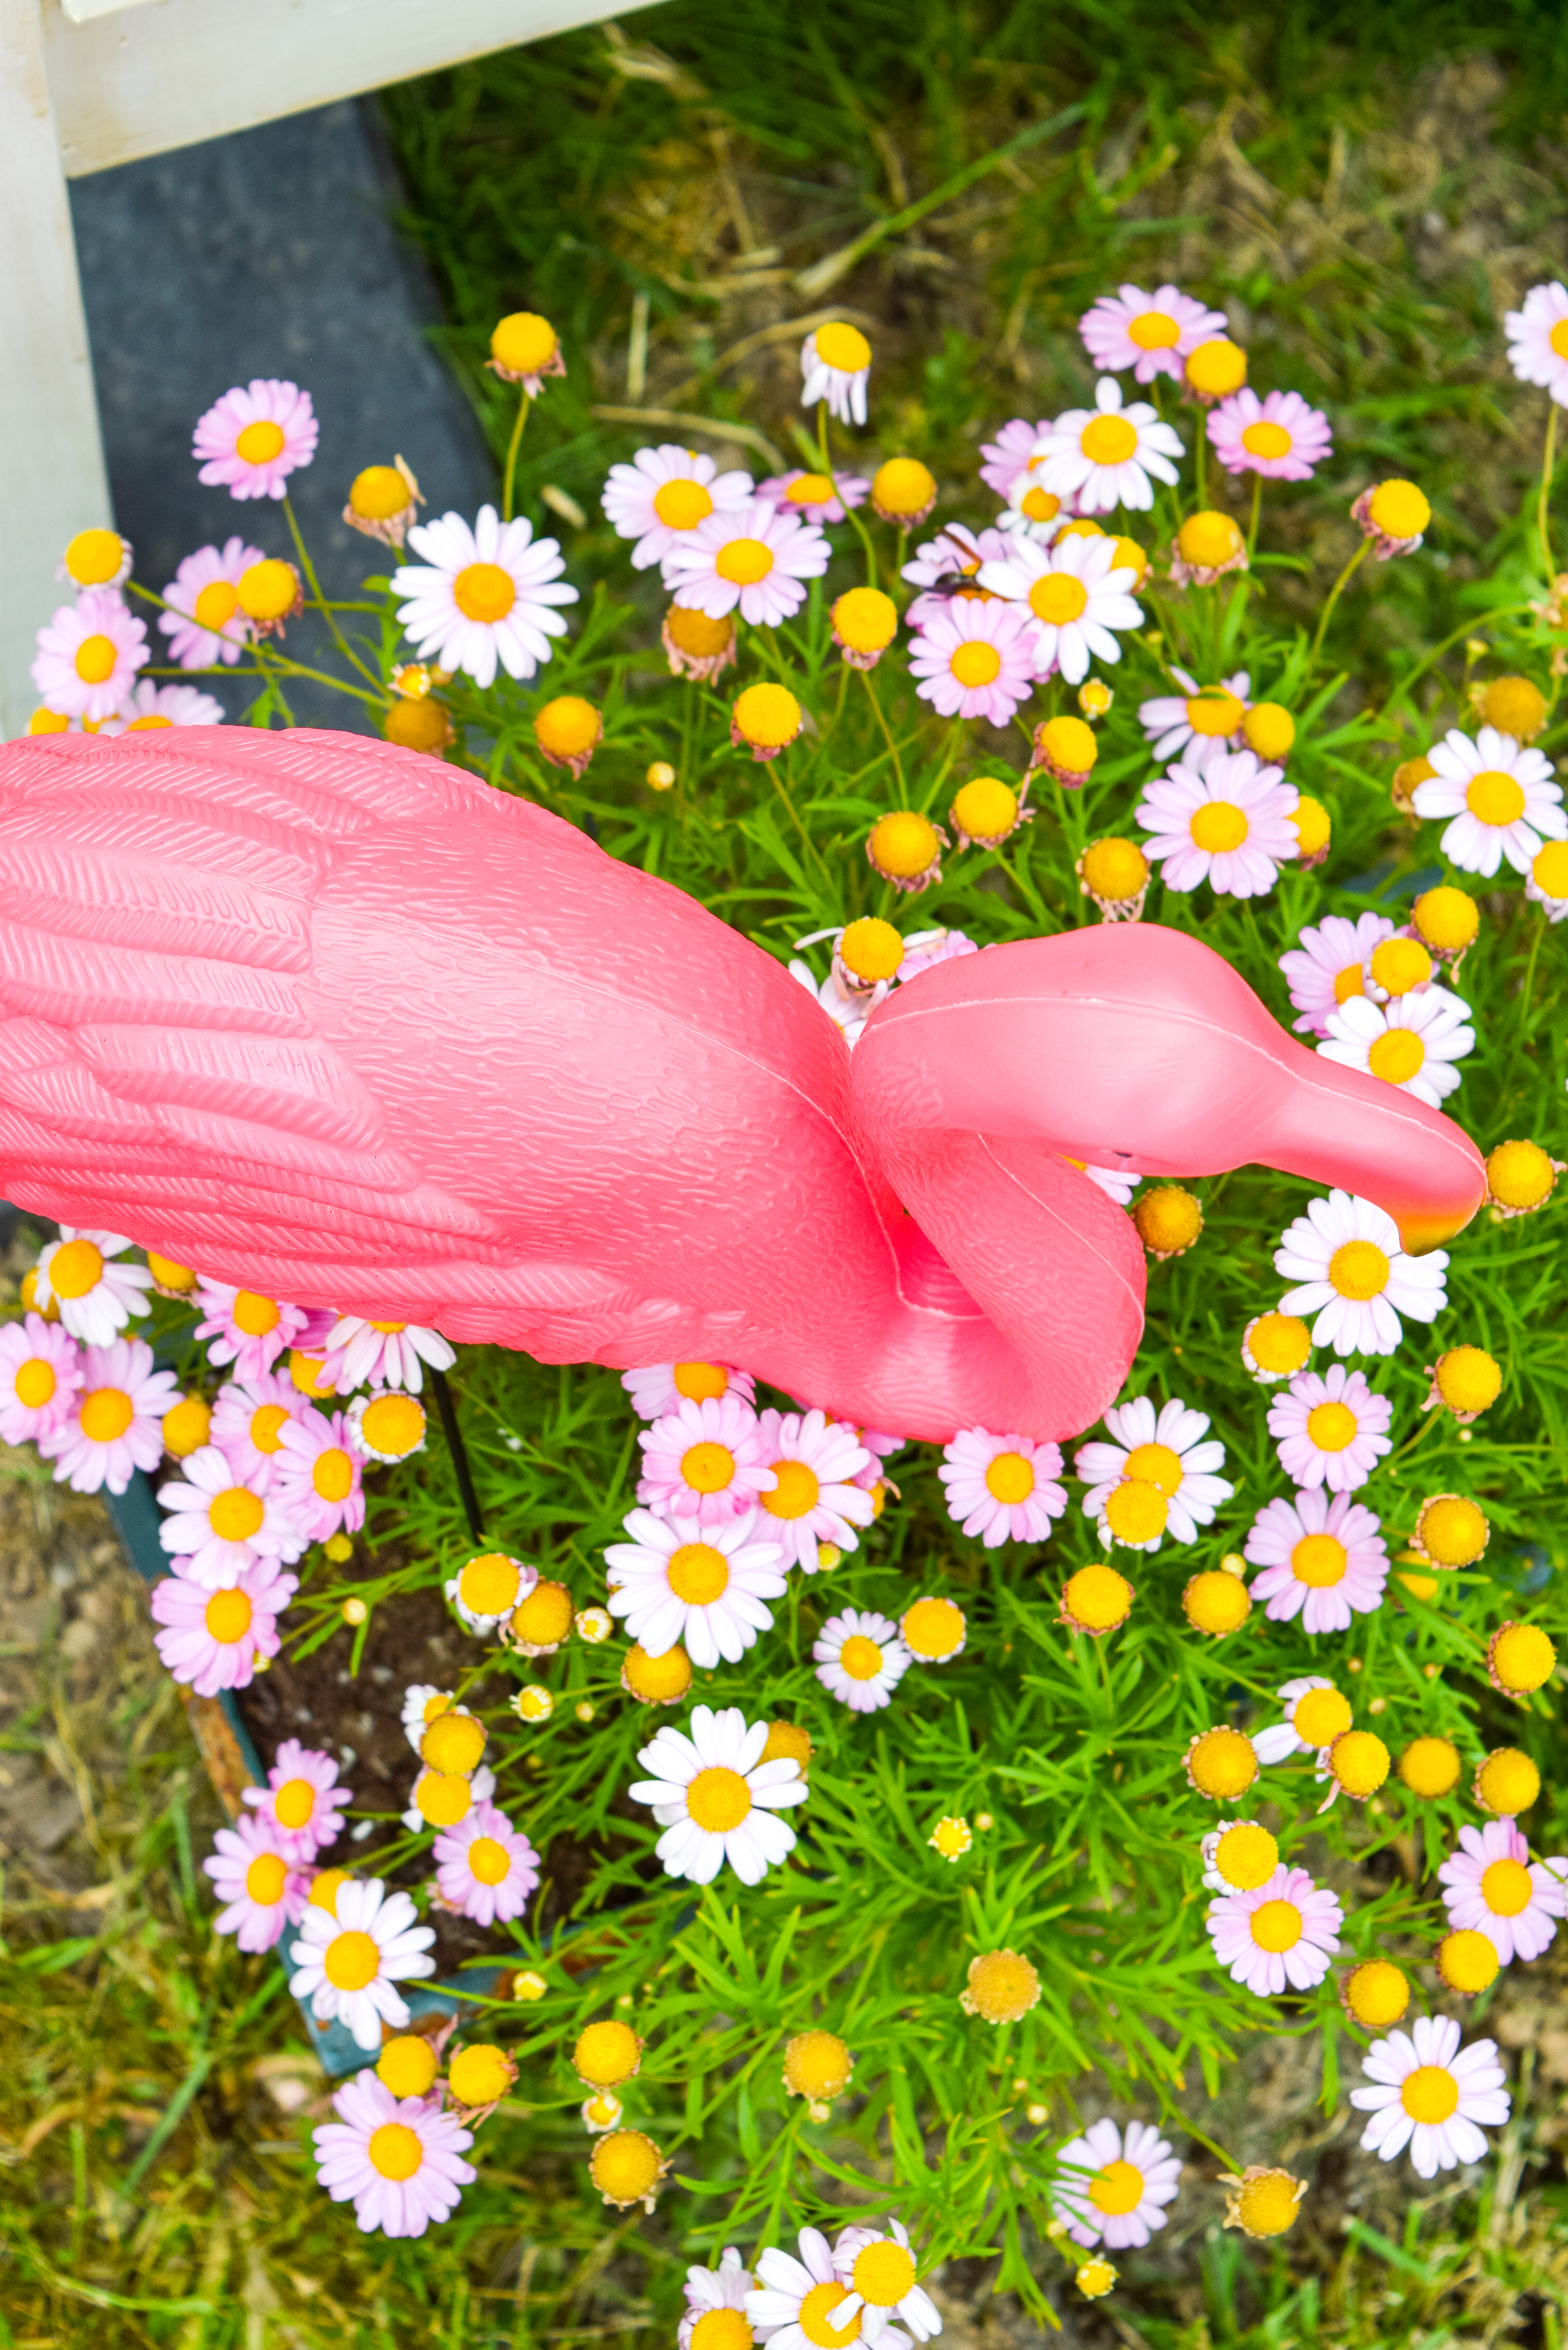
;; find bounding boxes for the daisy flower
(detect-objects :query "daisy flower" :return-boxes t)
[1411,726,1565,877]
[604,1506,788,1666]
[902,523,1012,626]
[1267,1366,1393,1493]
[1278,912,1398,1038]
[31,1230,152,1346]
[391,506,578,689]
[979,416,1051,495]
[1350,2014,1509,2179]
[192,1282,308,1380]
[150,1558,298,1694]
[1437,1821,1567,1965]
[1206,1864,1343,1996]
[663,500,830,628]
[637,1393,774,1527]
[1207,388,1333,481]
[1024,377,1182,515]
[289,1876,436,2051]
[621,1363,756,1420]
[829,2219,941,2341]
[1503,281,1568,407]
[1051,2117,1181,2250]
[1318,986,1475,1107]
[38,1337,178,1495]
[757,468,870,523]
[445,1551,536,1634]
[203,1813,309,1951]
[906,597,1039,722]
[193,379,317,498]
[271,1407,366,1542]
[0,1315,82,1446]
[752,1409,874,1570]
[30,591,148,723]
[976,533,1143,685]
[1137,668,1250,762]
[937,1429,1067,1548]
[401,1761,496,1835]
[1274,1190,1448,1356]
[401,1684,458,1753]
[1075,1398,1233,1552]
[312,2069,475,2237]
[157,536,265,667]
[1082,1163,1141,1205]
[209,1369,308,1483]
[628,1703,807,1886]
[432,1800,541,1926]
[681,2247,755,2350]
[813,1608,911,1713]
[1079,283,1229,383]
[157,1444,301,1588]
[1244,1489,1389,1633]
[1134,748,1300,898]
[789,958,884,1048]
[747,2227,906,2350]
[601,445,755,569]
[1200,1819,1280,1894]
[1250,1675,1355,1764]
[317,1315,455,1395]
[800,323,871,425]
[112,681,224,732]
[241,1738,352,1862]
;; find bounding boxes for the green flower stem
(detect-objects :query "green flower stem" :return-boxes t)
[282,496,383,692]
[1246,470,1263,560]
[502,388,533,523]
[1306,538,1369,674]
[859,664,903,792]
[1538,399,1559,584]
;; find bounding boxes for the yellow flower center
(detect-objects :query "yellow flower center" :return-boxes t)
[226,1291,279,1338]
[349,465,412,520]
[1247,1312,1311,1374]
[13,1358,55,1409]
[873,459,936,516]
[1185,340,1247,395]
[359,1393,426,1458]
[246,1852,287,1904]
[1304,1401,1358,1454]
[1089,2160,1145,2215]
[511,1580,573,1648]
[963,1947,1040,2022]
[467,1836,511,1885]
[691,2311,753,2350]
[1080,837,1147,900]
[1020,487,1059,521]
[536,696,601,758]
[377,2036,439,2098]
[209,1486,264,1543]
[1367,480,1431,540]
[783,2029,852,2098]
[985,1450,1035,1503]
[869,811,941,879]
[839,1634,885,1681]
[1249,1898,1302,1953]
[1398,1735,1460,1797]
[652,478,713,531]
[79,1387,134,1444]
[1063,1563,1133,1632]
[1369,939,1432,997]
[575,2019,642,2085]
[1133,1187,1203,1254]
[1039,713,1098,776]
[366,2121,423,2180]
[686,1765,752,1833]
[715,537,774,586]
[491,312,558,375]
[834,586,898,653]
[1240,420,1293,459]
[1080,414,1138,466]
[1438,1930,1499,1993]
[48,1238,105,1299]
[681,1442,735,1496]
[1186,689,1244,737]
[272,1777,316,1830]
[902,1597,965,1659]
[949,640,1002,687]
[1234,2172,1302,2237]
[64,528,124,586]
[421,1711,486,1775]
[762,1720,812,1772]
[1214,1822,1277,1889]
[1492,1623,1555,1692]
[1400,2066,1458,2125]
[235,420,286,465]
[308,1868,349,1915]
[1183,1570,1251,1634]
[667,1541,731,1602]
[1292,796,1331,857]
[1417,1495,1489,1566]
[1344,1959,1409,2027]
[1330,961,1364,1007]
[1127,309,1180,350]
[1190,801,1249,854]
[759,1461,818,1523]
[1178,511,1244,568]
[852,2243,916,2307]
[459,1553,522,1615]
[1330,1729,1390,1796]
[673,1362,728,1402]
[1532,839,1568,898]
[1105,1479,1167,1544]
[193,580,240,632]
[1466,768,1526,826]
[1488,1138,1555,1209]
[1329,1240,1389,1300]
[1293,1686,1353,1745]
[1189,1727,1256,1798]
[591,2128,663,2204]
[788,473,835,505]
[815,322,871,373]
[313,1448,354,1503]
[1481,1858,1534,1917]
[1291,1534,1347,1587]
[1412,884,1478,952]
[953,778,1018,840]
[323,1928,381,1991]
[733,683,800,748]
[798,2283,862,2349]
[1475,1747,1539,1814]
[1369,1027,1427,1085]
[204,1588,253,1642]
[667,605,734,658]
[1122,1441,1182,1497]
[839,916,904,983]
[452,561,516,624]
[1243,701,1296,759]
[1549,319,1568,361]
[1029,573,1089,625]
[415,1771,472,1827]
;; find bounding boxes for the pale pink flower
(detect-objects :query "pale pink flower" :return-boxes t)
[150,1557,297,1694]
[1207,388,1333,480]
[901,523,1011,626]
[1135,747,1299,898]
[1024,376,1183,513]
[1075,1396,1232,1550]
[312,2070,475,2237]
[209,1369,309,1483]
[938,1427,1067,1547]
[1318,985,1475,1108]
[604,1507,787,1666]
[753,1408,874,1571]
[241,1738,353,1863]
[38,1337,178,1495]
[290,1877,436,2050]
[157,536,264,667]
[898,928,978,983]
[391,507,578,688]
[748,2227,912,2350]
[1437,1819,1568,1965]
[663,499,829,628]
[976,532,1143,684]
[630,1704,806,1886]
[756,469,869,523]
[1267,1365,1393,1493]
[318,1315,454,1395]
[157,1443,302,1588]
[30,591,149,723]
[601,444,755,567]
[203,1813,310,1951]
[1274,1189,1448,1356]
[32,1229,152,1347]
[1244,1488,1389,1632]
[1137,668,1250,762]
[1278,911,1398,1038]
[1411,726,1565,878]
[1351,2015,1509,2178]
[1079,284,1229,383]
[432,1801,541,1926]
[814,1608,910,1712]
[681,2250,755,2350]
[800,330,870,425]
[192,378,318,499]
[1504,281,1568,408]
[621,1363,756,1420]
[636,1392,774,1526]
[907,597,1039,722]
[193,1281,308,1380]
[1206,1864,1342,1996]
[1250,1675,1346,1765]
[0,1315,83,1446]
[850,1427,905,1492]
[829,2217,941,2340]
[978,416,1051,494]
[1051,2117,1181,2249]
[112,680,225,731]
[272,1406,366,1542]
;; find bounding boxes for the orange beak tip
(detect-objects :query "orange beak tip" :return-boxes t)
[1397,1206,1481,1256]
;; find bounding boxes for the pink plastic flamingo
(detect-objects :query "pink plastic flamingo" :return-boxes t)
[0,729,1484,1439]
